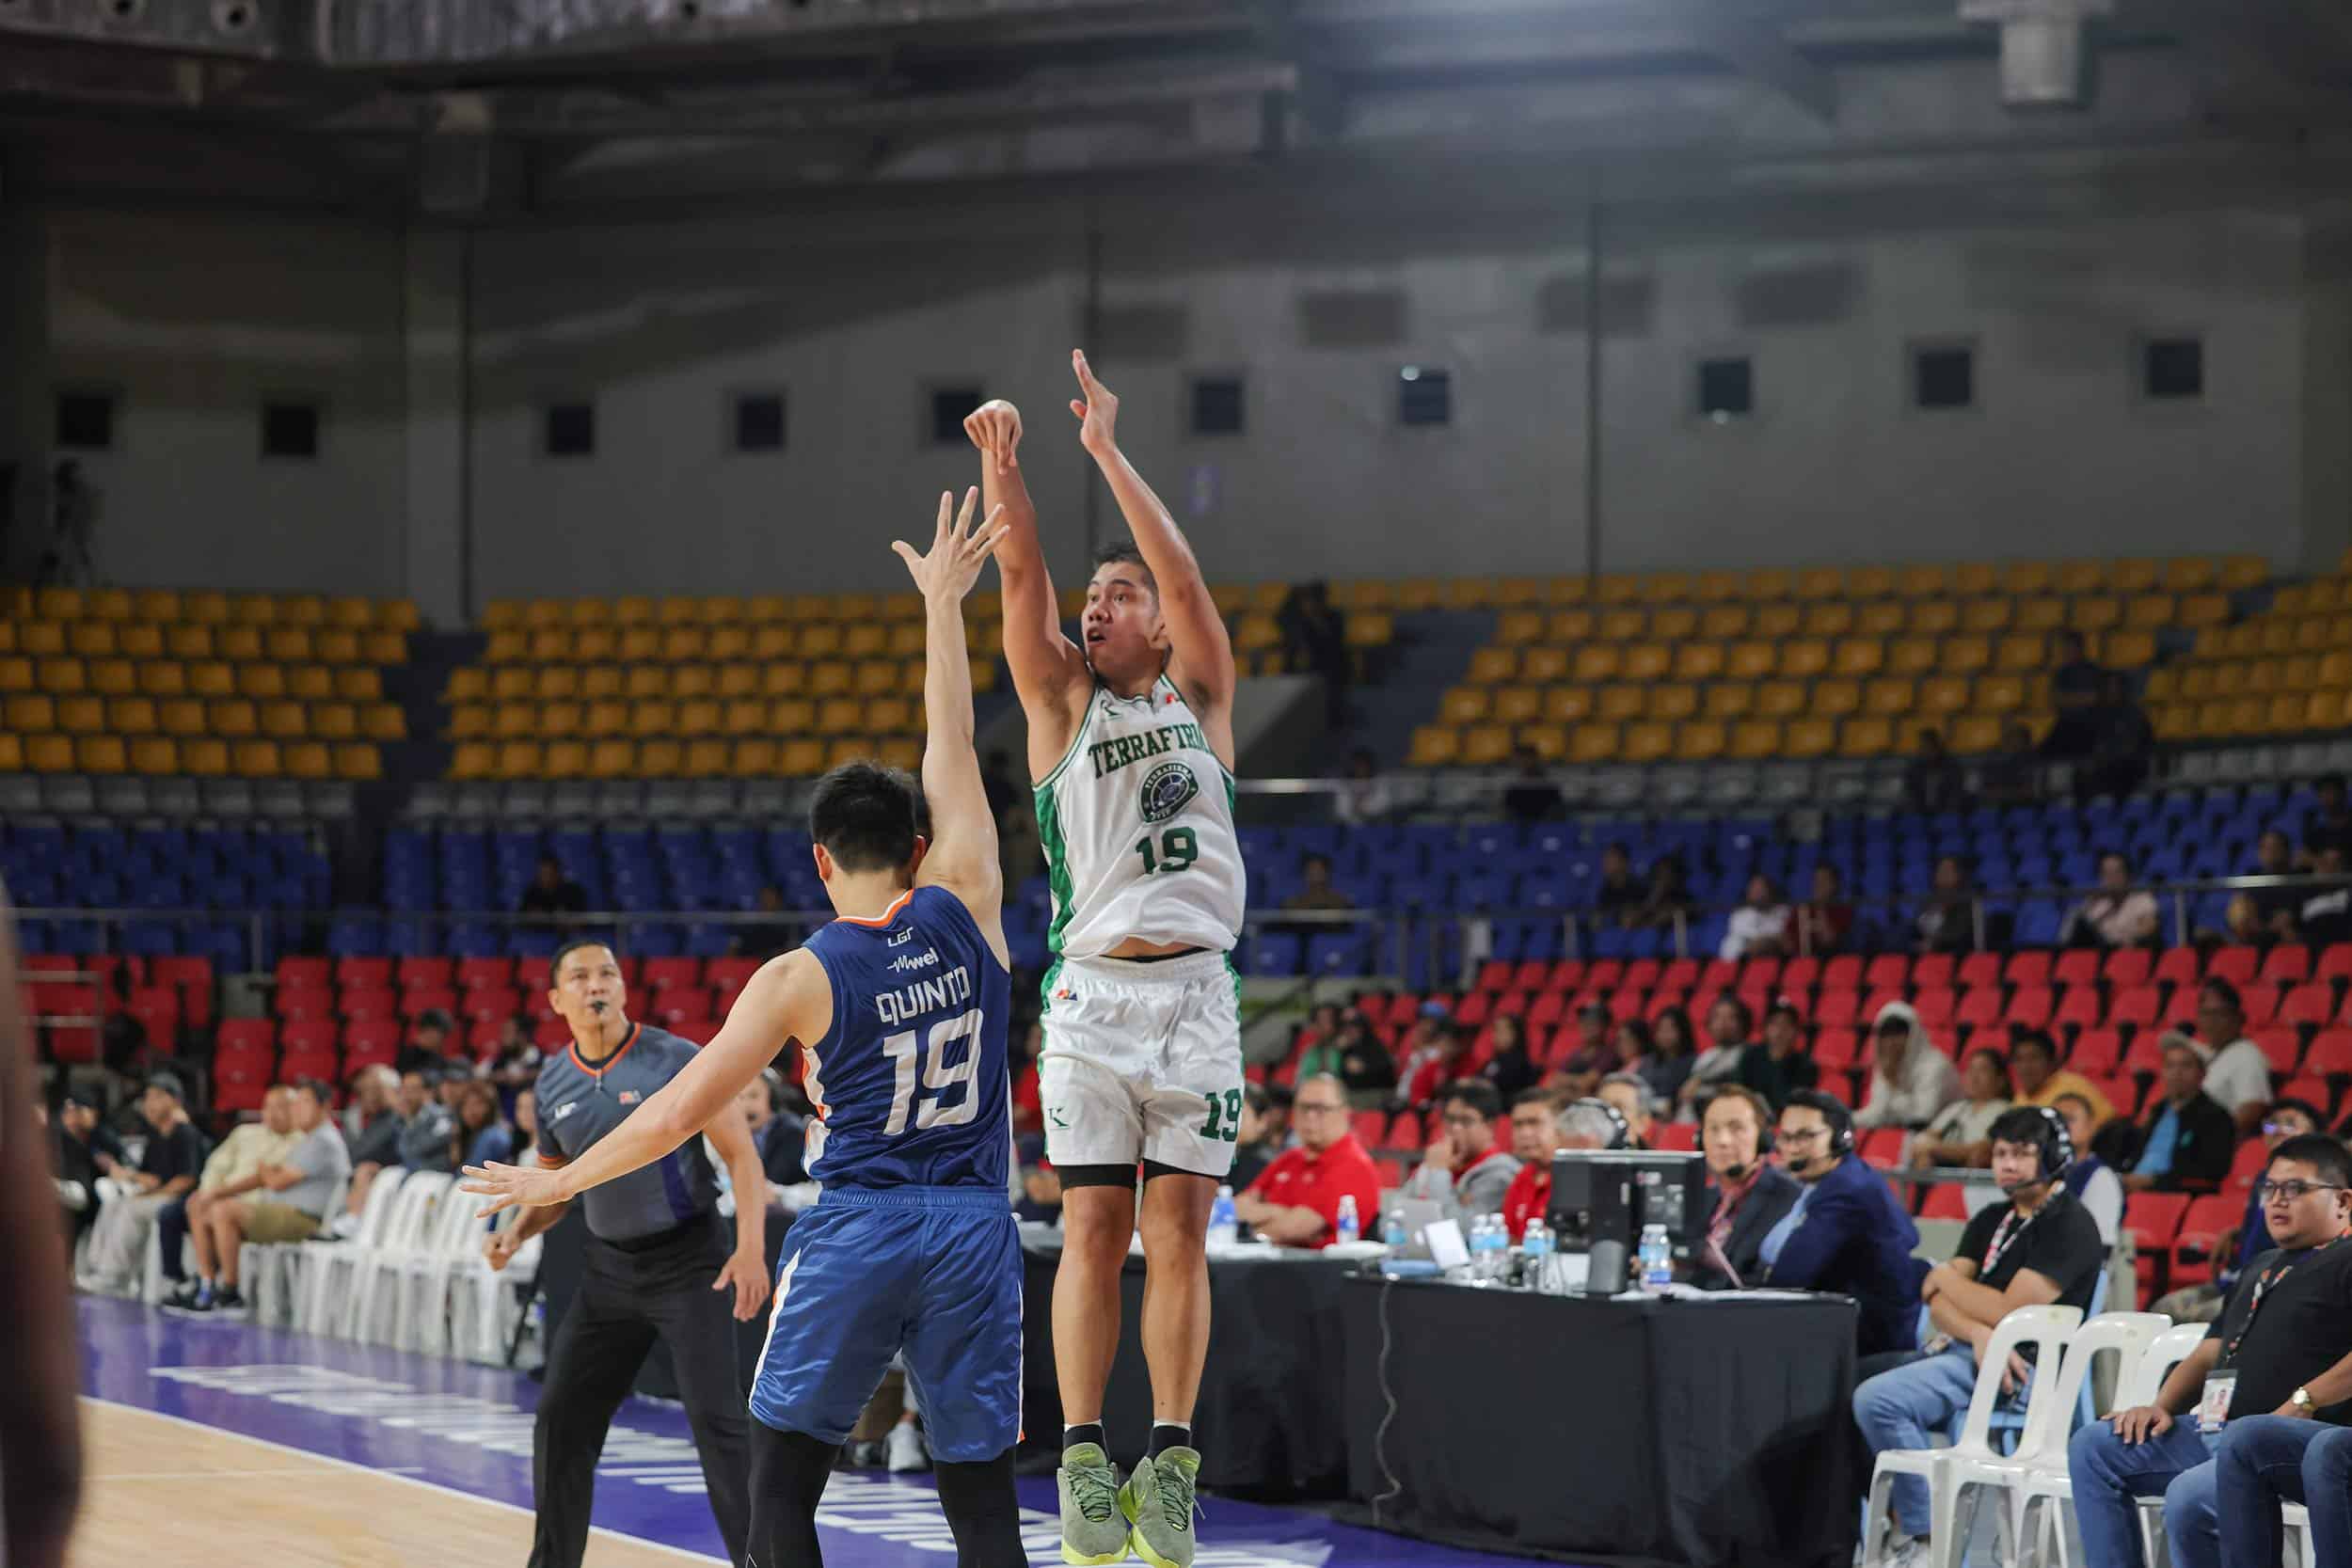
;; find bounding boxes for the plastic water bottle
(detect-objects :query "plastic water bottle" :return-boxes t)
[1207,1185,1238,1248]
[1639,1223,1673,1292]
[1520,1219,1552,1290]
[1335,1194,1360,1245]
[1382,1207,1408,1249]
[1473,1213,1510,1281]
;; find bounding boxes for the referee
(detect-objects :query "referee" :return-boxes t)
[482,937,771,1568]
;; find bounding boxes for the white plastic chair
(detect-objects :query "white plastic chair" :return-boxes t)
[346,1172,454,1343]
[1861,1304,2081,1568]
[2020,1320,2209,1568]
[2282,1502,2311,1567]
[295,1165,408,1337]
[388,1178,492,1353]
[239,1169,350,1329]
[1950,1311,2165,1568]
[443,1212,545,1365]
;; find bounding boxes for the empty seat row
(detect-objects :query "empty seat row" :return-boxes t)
[0,624,405,665]
[0,586,417,630]
[450,695,922,744]
[2,694,404,741]
[1407,713,2034,768]
[0,735,380,779]
[445,657,993,706]
[448,736,923,783]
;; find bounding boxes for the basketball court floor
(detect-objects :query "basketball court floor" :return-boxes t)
[75,1294,1536,1566]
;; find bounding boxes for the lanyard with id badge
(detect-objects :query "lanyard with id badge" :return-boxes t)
[2202,1238,2341,1433]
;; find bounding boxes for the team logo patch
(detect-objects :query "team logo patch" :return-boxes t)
[1139,759,1200,824]
[617,1089,642,1105]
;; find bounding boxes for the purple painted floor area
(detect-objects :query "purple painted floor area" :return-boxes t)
[80,1294,1540,1567]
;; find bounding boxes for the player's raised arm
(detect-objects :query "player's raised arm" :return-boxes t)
[895,489,1015,970]
[964,399,1089,751]
[463,952,833,1215]
[1068,350,1237,759]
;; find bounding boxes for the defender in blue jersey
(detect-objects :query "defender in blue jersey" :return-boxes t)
[465,487,1025,1568]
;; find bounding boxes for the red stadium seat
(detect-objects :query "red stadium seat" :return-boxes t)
[334,957,392,990]
[1864,955,1912,991]
[2003,951,2054,988]
[1814,991,1861,1030]
[2053,988,2104,1033]
[397,956,454,991]
[2306,1028,2352,1078]
[2069,1029,2123,1076]
[2122,1032,2170,1078]
[1650,1122,1698,1153]
[2004,987,2056,1029]
[2052,951,2100,989]
[1813,1028,1863,1073]
[1491,990,1531,1019]
[215,1062,269,1115]
[533,1015,575,1050]
[1958,953,2003,990]
[44,1024,100,1065]
[280,1017,337,1055]
[1511,959,1552,992]
[1454,991,1494,1028]
[2279,985,2334,1029]
[515,956,553,992]
[2253,1026,2303,1076]
[2228,1137,2273,1191]
[643,957,700,992]
[1859,1128,1905,1169]
[2238,984,2281,1031]
[1548,959,1588,993]
[2126,1193,2191,1291]
[280,1049,339,1086]
[1527,991,1566,1028]
[1919,1183,1970,1222]
[2088,1074,2140,1118]
[339,987,399,1024]
[2206,947,2260,987]
[456,957,515,990]
[2316,944,2352,985]
[463,986,520,1023]
[1914,953,1957,990]
[2260,944,2313,986]
[2169,1195,2241,1288]
[1623,958,1664,992]
[1352,1110,1390,1148]
[1822,956,1865,992]
[1779,957,1820,994]
[2109,987,2162,1031]
[1474,960,1513,993]
[151,956,214,991]
[1740,956,1784,991]
[403,986,459,1020]
[275,956,330,991]
[2153,947,2203,989]
[1583,959,1625,991]
[2277,1076,2335,1121]
[1911,989,1958,1034]
[1698,959,1740,995]
[274,986,334,1022]
[1660,958,1701,992]
[706,957,761,992]
[2103,949,2153,989]
[1382,1114,1425,1153]
[1956,989,2006,1031]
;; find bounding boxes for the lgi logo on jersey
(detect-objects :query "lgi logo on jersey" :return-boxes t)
[1139,759,1199,824]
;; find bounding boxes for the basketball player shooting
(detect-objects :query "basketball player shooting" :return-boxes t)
[464,487,1030,1568]
[964,350,1245,1568]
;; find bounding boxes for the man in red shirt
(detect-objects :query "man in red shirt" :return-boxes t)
[1235,1074,1383,1249]
[1499,1090,1622,1241]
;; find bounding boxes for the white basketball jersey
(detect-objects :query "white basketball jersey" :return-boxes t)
[1034,675,1246,962]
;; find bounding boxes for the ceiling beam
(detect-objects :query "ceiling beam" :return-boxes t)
[1663,2,1837,121]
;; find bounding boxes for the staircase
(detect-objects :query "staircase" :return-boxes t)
[1337,610,1493,769]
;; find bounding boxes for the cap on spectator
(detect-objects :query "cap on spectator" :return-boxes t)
[1419,1001,1451,1020]
[144,1071,186,1103]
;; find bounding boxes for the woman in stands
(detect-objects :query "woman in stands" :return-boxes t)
[453,1079,515,1170]
[1907,1048,2012,1169]
[1642,1007,1695,1111]
[1479,1014,1538,1101]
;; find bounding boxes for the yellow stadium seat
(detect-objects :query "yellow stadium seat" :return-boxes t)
[183,590,230,625]
[1863,677,1915,717]
[1755,682,1806,720]
[236,665,287,702]
[1407,726,1460,768]
[188,661,236,699]
[2144,667,2181,703]
[728,738,777,775]
[0,656,28,694]
[284,665,331,702]
[2294,617,2337,654]
[2153,704,2195,742]
[1832,640,1883,677]
[2103,559,2155,594]
[1801,603,1855,640]
[1651,608,1699,642]
[530,740,582,779]
[278,594,325,626]
[1994,562,2047,597]
[1333,581,1392,612]
[1520,647,1570,685]
[753,665,802,700]
[137,663,187,700]
[19,621,66,657]
[37,657,86,694]
[484,630,530,665]
[720,699,766,736]
[1672,643,1724,683]
[1597,686,1645,723]
[2101,630,2156,668]
[56,695,103,734]
[2258,620,2298,657]
[263,627,313,663]
[526,629,571,663]
[1621,721,1672,764]
[527,667,574,702]
[580,667,625,701]
[561,627,614,664]
[160,625,210,662]
[1566,723,1618,765]
[358,705,402,742]
[1778,641,1829,680]
[2124,594,2175,629]
[109,698,157,736]
[1568,646,1618,684]
[2244,660,2282,695]
[1461,725,1514,766]
[1947,563,1994,596]
[1784,719,1836,758]
[135,589,183,623]
[1543,689,1595,724]
[1389,580,1438,614]
[1345,612,1396,650]
[1992,635,2043,673]
[2220,555,2268,590]
[1544,610,1595,645]
[1492,578,1545,610]
[674,699,719,736]
[1205,586,1245,618]
[522,601,567,631]
[1846,566,1893,599]
[327,595,375,630]
[495,702,539,740]
[851,661,896,698]
[67,623,116,658]
[2014,598,2067,635]
[281,741,331,780]
[1698,606,1750,641]
[232,738,282,777]
[671,666,714,701]
[1813,679,1861,718]
[771,697,817,733]
[683,738,731,775]
[23,733,72,772]
[1677,721,1727,761]
[869,698,916,735]
[1947,716,2001,752]
[612,667,661,702]
[578,740,635,780]
[314,704,358,741]
[1942,637,1990,675]
[970,658,1000,696]
[127,736,175,773]
[1788,567,1836,601]
[2158,558,2215,593]
[1727,641,1776,681]
[2072,596,2122,634]
[158,699,207,737]
[1622,644,1671,682]
[795,626,841,661]
[1896,566,1947,599]
[1911,601,1960,638]
[2265,693,2308,733]
[491,667,536,703]
[1745,569,1795,601]
[174,736,229,776]
[1852,602,1904,639]
[1750,603,1799,640]
[817,698,865,735]
[1534,577,1586,608]
[450,741,496,781]
[1493,688,1543,726]
[72,735,126,773]
[741,594,790,624]
[609,628,657,664]
[1839,716,1894,757]
[712,664,759,701]
[1441,688,1491,725]
[1595,609,1644,641]
[1642,573,1690,605]
[1728,721,1782,760]
[1464,648,1515,686]
[762,737,818,776]
[2046,562,2100,595]
[214,626,262,662]
[87,658,135,697]
[631,700,680,737]
[1690,571,1740,603]
[4,693,52,731]
[1506,725,1560,761]
[1594,576,1641,607]
[1703,684,1755,721]
[1975,674,2026,713]
[1961,599,2012,634]
[2310,690,2350,730]
[1646,684,1700,722]
[1918,676,1971,717]
[880,623,923,660]
[33,588,81,620]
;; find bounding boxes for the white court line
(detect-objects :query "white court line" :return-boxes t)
[82,1399,724,1565]
[91,1465,426,1481]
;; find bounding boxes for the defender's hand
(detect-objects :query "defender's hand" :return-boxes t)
[963,400,1024,473]
[893,487,1008,604]
[463,1159,568,1219]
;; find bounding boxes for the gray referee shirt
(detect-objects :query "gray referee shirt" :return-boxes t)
[534,1022,721,1243]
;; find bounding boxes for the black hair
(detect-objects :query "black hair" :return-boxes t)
[2201,974,2243,1014]
[1965,1047,2014,1096]
[2100,848,2132,871]
[1511,1085,1560,1114]
[1439,1079,1502,1119]
[1711,993,1755,1037]
[293,1077,332,1104]
[143,1072,185,1103]
[2269,1133,2352,1190]
[1302,852,1333,874]
[1765,998,1804,1027]
[807,760,925,874]
[1782,1088,1853,1147]
[1243,1082,1269,1115]
[1989,1104,2062,1154]
[2010,1027,2057,1063]
[548,937,617,989]
[1651,1005,1695,1059]
[2271,1098,2327,1129]
[1091,539,1157,597]
[1266,1082,1295,1110]
[2052,1091,2098,1124]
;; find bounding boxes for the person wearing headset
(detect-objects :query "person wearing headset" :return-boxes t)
[1498,1090,1625,1243]
[1851,1106,2107,1568]
[1691,1085,1799,1291]
[1760,1090,1926,1357]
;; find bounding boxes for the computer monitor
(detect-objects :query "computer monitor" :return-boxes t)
[1546,1149,1708,1261]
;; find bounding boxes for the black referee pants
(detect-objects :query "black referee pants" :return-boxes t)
[529,1213,752,1568]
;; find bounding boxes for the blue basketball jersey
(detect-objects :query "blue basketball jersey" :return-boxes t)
[794,883,1011,1190]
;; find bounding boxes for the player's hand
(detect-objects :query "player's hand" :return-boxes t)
[1069,349,1119,456]
[715,1247,771,1322]
[893,486,1009,604]
[462,1159,568,1218]
[482,1227,524,1272]
[2108,1403,2172,1444]
[963,399,1024,472]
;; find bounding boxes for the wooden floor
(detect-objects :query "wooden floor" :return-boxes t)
[71,1401,719,1568]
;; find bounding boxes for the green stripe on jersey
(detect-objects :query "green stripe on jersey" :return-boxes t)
[1036,784,1076,962]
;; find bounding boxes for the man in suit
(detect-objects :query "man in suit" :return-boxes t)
[1763,1090,1927,1355]
[1692,1084,1798,1290]
[2122,1040,2235,1195]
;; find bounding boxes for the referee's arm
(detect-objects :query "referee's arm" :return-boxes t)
[464,955,834,1219]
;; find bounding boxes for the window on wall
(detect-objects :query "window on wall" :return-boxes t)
[1397,366,1451,428]
[1697,357,1753,422]
[55,389,116,451]
[261,400,321,460]
[930,386,982,445]
[544,400,596,458]
[2142,337,2203,401]
[1912,344,1975,411]
[733,390,787,453]
[1189,375,1245,436]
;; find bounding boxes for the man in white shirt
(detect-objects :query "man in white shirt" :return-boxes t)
[2176,978,2273,1137]
[1853,1001,1963,1132]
